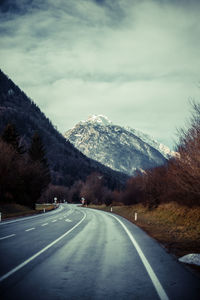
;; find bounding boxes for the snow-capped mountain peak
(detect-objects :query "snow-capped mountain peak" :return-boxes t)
[81,115,112,126]
[64,116,173,176]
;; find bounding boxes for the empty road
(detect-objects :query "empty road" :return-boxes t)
[0,204,199,299]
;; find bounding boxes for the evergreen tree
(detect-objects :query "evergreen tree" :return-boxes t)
[28,132,51,187]
[1,123,25,154]
[29,132,47,165]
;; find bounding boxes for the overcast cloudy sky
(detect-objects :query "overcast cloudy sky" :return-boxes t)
[0,0,200,149]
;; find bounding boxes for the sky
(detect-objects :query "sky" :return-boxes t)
[0,0,200,149]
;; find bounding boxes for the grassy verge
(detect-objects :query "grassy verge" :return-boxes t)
[0,203,57,220]
[0,203,38,219]
[89,202,200,273]
[35,203,56,212]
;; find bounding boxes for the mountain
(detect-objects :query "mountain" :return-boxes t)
[124,127,176,159]
[0,70,128,189]
[64,115,169,176]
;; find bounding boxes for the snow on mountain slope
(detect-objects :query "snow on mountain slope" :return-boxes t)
[124,127,176,159]
[64,115,170,176]
[82,115,112,126]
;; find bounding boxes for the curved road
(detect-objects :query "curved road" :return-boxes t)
[0,204,199,299]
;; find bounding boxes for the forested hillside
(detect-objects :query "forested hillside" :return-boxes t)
[0,70,128,190]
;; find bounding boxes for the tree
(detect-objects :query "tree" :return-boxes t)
[121,175,144,206]
[39,184,69,203]
[27,132,51,207]
[0,139,22,203]
[80,172,104,205]
[68,180,83,203]
[29,132,47,165]
[166,101,200,206]
[29,132,51,184]
[102,188,113,206]
[1,123,25,154]
[142,166,168,209]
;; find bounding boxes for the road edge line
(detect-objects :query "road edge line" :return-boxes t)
[110,213,169,300]
[0,211,86,283]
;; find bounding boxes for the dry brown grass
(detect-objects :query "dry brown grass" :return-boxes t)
[35,203,56,212]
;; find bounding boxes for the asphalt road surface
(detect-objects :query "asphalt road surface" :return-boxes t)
[0,204,199,300]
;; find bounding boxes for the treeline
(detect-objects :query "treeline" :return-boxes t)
[39,172,113,206]
[114,101,200,208]
[0,124,51,208]
[0,123,121,208]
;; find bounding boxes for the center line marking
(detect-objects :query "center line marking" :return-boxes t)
[0,211,86,283]
[0,234,16,241]
[25,228,35,232]
[52,220,57,222]
[65,219,72,222]
[41,223,48,226]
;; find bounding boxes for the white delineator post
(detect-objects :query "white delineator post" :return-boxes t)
[54,197,57,208]
[111,207,113,212]
[43,208,46,213]
[135,212,137,221]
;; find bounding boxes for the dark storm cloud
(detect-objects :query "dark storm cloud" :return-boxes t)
[0,0,38,15]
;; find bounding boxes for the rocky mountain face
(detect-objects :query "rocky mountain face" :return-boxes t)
[124,127,176,160]
[0,70,128,188]
[64,115,172,176]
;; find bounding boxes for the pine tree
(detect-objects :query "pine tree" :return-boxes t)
[28,132,51,187]
[1,123,25,154]
[29,132,47,165]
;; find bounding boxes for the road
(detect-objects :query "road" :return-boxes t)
[0,204,199,300]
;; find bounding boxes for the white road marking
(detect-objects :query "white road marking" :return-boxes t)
[52,220,57,223]
[0,211,86,283]
[65,219,72,222]
[110,214,169,300]
[25,228,35,232]
[59,218,63,220]
[0,234,16,241]
[0,205,64,225]
[41,223,48,227]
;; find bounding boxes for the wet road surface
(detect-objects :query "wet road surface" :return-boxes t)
[0,204,200,299]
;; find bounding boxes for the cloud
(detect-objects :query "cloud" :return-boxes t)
[0,0,200,148]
